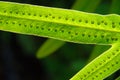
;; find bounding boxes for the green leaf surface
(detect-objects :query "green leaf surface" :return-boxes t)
[0,1,120,80]
[87,45,110,62]
[110,0,120,14]
[36,0,101,59]
[71,43,120,80]
[87,0,120,78]
[72,0,101,12]
[1,1,120,45]
[36,39,65,58]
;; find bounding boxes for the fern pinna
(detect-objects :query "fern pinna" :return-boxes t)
[0,1,120,80]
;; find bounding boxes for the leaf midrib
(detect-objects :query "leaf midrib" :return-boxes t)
[85,45,120,79]
[1,13,120,35]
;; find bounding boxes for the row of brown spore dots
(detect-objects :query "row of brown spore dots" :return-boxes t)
[0,18,119,43]
[3,10,119,29]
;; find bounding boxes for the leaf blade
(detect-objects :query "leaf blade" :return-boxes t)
[70,43,120,80]
[0,1,120,45]
[36,39,65,58]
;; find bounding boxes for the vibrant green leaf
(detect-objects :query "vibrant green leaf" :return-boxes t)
[87,45,110,62]
[36,39,64,58]
[0,1,120,80]
[71,43,120,80]
[36,0,101,59]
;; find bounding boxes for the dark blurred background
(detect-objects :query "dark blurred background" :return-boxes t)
[0,0,120,80]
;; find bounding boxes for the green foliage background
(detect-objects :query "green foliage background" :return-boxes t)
[0,0,120,80]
